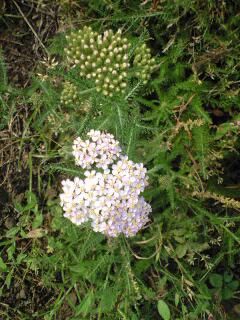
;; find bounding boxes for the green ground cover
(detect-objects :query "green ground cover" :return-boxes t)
[0,1,240,319]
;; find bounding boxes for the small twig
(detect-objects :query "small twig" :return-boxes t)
[124,237,159,260]
[134,235,157,244]
[0,37,23,45]
[174,94,196,118]
[78,87,96,95]
[3,13,22,18]
[12,0,49,56]
[185,147,205,192]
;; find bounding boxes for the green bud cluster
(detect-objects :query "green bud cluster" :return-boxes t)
[60,81,92,113]
[133,44,156,84]
[60,81,80,106]
[65,26,131,97]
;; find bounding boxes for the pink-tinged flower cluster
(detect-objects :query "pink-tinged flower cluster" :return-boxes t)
[72,130,122,170]
[60,130,151,237]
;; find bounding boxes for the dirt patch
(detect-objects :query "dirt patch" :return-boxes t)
[0,0,59,86]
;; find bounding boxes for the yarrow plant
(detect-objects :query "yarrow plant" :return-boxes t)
[64,26,157,97]
[60,130,151,237]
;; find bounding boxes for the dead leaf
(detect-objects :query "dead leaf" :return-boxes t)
[26,228,45,238]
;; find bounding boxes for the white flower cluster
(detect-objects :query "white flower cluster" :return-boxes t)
[60,130,151,237]
[72,130,122,169]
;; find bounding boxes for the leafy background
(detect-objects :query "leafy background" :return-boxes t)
[0,0,240,319]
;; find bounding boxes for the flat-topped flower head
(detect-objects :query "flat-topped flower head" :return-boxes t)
[60,130,151,237]
[72,130,122,169]
[65,27,131,96]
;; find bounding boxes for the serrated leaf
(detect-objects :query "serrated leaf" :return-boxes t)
[209,273,223,288]
[6,227,20,238]
[75,290,94,316]
[174,236,185,244]
[176,244,187,258]
[227,280,239,291]
[16,253,27,265]
[7,243,16,260]
[26,191,37,208]
[26,228,45,238]
[99,287,118,312]
[223,272,233,283]
[222,287,234,300]
[0,257,8,272]
[157,300,171,320]
[6,269,13,289]
[32,212,43,228]
[175,293,180,306]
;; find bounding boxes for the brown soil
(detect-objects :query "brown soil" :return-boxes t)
[0,0,59,86]
[0,1,59,318]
